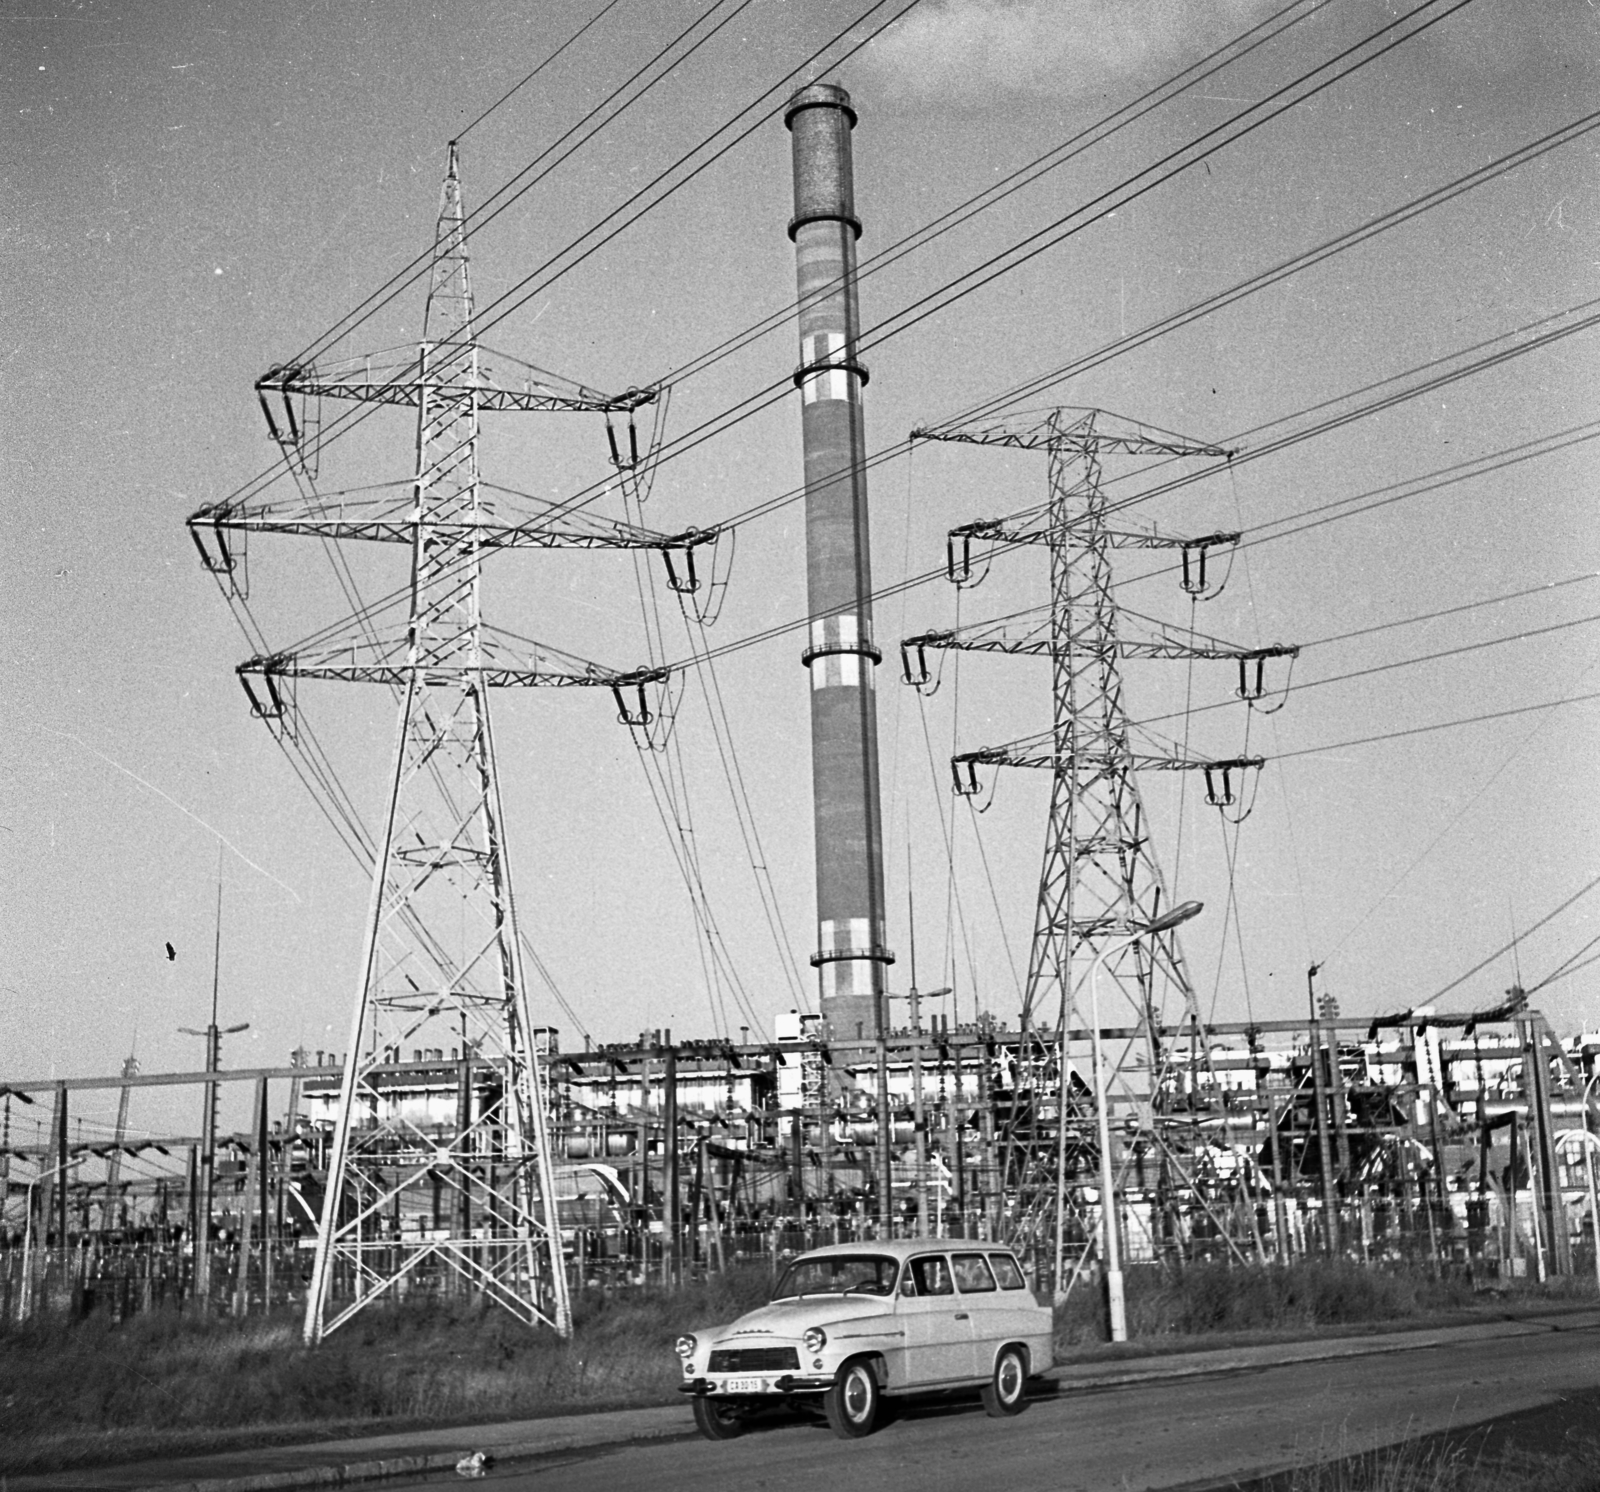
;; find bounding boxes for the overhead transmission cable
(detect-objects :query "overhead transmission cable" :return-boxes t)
[453,0,633,143]
[645,299,1600,678]
[220,0,916,515]
[282,302,1600,720]
[288,0,746,371]
[524,0,1478,538]
[333,0,1534,657]
[1427,872,1600,1005]
[691,100,1600,541]
[657,0,1332,390]
[1267,686,1600,762]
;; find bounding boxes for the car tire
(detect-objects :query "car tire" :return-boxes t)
[692,1395,748,1441]
[980,1344,1029,1418]
[823,1358,881,1439]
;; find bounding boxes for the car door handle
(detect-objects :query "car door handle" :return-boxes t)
[954,1312,969,1320]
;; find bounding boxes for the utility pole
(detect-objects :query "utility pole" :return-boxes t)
[663,1034,680,1285]
[1306,963,1340,1254]
[180,876,247,1314]
[100,1053,139,1232]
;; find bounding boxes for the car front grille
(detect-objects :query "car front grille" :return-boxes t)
[708,1347,800,1373]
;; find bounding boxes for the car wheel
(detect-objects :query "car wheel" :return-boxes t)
[823,1358,881,1439]
[692,1395,748,1441]
[980,1344,1029,1418]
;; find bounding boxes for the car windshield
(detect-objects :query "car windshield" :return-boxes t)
[772,1254,898,1299]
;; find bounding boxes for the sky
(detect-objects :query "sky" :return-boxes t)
[4,0,1599,1148]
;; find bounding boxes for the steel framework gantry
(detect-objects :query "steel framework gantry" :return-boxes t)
[188,146,695,1342]
[902,408,1297,1283]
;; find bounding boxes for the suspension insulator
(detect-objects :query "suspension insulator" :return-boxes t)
[662,545,700,595]
[240,672,288,722]
[1203,764,1235,808]
[190,521,237,576]
[951,760,982,797]
[612,681,654,727]
[1237,655,1269,700]
[900,642,930,688]
[605,415,642,472]
[1181,543,1210,596]
[946,533,973,586]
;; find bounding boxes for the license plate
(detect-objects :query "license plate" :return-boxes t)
[724,1376,769,1394]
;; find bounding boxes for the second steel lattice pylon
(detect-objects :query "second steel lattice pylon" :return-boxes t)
[903,407,1294,1284]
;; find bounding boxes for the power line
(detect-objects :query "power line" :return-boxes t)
[658,0,1332,392]
[1132,609,1600,737]
[1301,573,1600,650]
[455,0,632,142]
[291,0,747,371]
[529,0,1479,538]
[1428,871,1600,1005]
[215,0,916,518]
[465,0,923,343]
[1271,685,1600,762]
[649,301,1600,678]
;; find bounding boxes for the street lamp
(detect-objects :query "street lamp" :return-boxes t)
[1584,1070,1600,1289]
[19,1156,85,1322]
[1088,900,1203,1343]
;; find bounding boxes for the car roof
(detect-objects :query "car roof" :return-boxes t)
[787,1239,1020,1262]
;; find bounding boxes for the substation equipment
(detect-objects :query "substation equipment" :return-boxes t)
[6,88,1600,1333]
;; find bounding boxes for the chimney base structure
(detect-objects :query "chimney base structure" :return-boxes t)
[786,83,890,1041]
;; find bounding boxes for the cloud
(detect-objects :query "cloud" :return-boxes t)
[858,0,1277,104]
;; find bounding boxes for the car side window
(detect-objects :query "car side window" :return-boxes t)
[989,1253,1027,1290]
[910,1255,953,1296]
[951,1253,997,1293]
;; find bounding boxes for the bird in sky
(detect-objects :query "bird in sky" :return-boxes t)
[164,942,176,961]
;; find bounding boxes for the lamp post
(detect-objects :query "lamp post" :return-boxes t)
[179,880,248,1312]
[1088,900,1203,1343]
[1584,1070,1600,1289]
[19,1156,85,1322]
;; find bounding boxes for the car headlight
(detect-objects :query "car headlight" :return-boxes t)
[675,1334,697,1359]
[802,1326,827,1354]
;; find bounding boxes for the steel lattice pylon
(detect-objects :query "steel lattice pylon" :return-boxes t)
[903,408,1294,1282]
[189,146,683,1343]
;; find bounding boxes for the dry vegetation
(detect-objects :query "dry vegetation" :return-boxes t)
[0,1260,1593,1477]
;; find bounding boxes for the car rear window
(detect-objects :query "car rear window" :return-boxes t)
[908,1255,953,1296]
[951,1253,997,1292]
[989,1254,1027,1290]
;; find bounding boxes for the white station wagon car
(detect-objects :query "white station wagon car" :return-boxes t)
[675,1240,1054,1440]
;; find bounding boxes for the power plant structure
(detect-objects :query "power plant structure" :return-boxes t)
[788,83,893,1047]
[5,85,1600,1333]
[5,1003,1600,1324]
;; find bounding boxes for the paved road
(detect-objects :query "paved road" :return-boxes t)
[392,1320,1600,1492]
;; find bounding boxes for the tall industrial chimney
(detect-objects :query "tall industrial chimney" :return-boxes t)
[786,83,890,1041]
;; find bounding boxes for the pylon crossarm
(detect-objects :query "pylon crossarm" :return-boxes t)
[955,740,1266,775]
[239,646,667,691]
[258,351,657,415]
[1103,527,1241,552]
[189,493,710,554]
[913,409,1230,458]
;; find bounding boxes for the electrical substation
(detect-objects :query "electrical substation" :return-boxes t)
[5,65,1600,1342]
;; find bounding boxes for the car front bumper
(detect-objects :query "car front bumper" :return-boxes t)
[680,1374,835,1397]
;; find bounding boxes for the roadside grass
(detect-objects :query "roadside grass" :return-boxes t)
[0,1265,774,1476]
[1,1260,1593,1476]
[1052,1258,1595,1353]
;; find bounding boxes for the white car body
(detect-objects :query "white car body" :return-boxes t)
[677,1240,1054,1438]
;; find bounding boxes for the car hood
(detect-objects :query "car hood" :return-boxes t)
[711,1294,892,1341]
